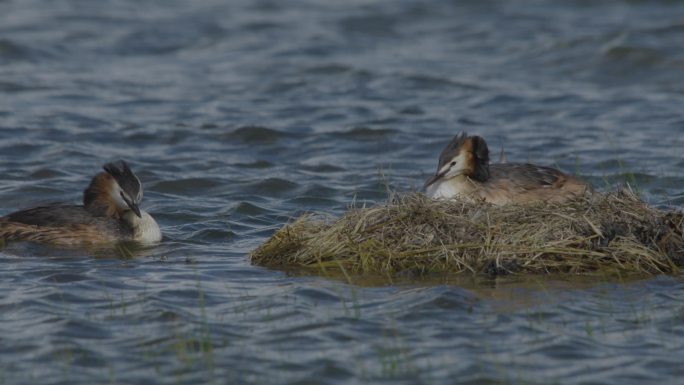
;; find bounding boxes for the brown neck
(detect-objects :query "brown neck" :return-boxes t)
[469,160,490,182]
[463,136,490,182]
[83,172,121,219]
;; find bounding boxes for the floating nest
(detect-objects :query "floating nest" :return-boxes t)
[251,189,684,276]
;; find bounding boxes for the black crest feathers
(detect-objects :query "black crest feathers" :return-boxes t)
[103,160,141,199]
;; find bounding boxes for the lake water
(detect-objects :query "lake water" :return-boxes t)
[1,0,684,384]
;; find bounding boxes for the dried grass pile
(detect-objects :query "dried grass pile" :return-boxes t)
[251,189,684,276]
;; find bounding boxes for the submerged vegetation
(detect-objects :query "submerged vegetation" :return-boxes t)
[251,189,684,276]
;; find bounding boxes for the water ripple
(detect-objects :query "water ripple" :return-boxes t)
[1,0,684,384]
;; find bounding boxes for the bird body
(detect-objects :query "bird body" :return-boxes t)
[0,160,161,247]
[425,133,590,205]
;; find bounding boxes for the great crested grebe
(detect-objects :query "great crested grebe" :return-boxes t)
[424,133,590,204]
[0,160,162,246]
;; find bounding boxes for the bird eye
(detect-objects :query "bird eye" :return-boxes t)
[450,161,456,166]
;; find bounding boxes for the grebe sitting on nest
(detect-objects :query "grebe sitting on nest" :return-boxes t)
[424,133,590,204]
[0,160,162,246]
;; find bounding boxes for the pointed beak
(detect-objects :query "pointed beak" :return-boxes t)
[124,198,142,218]
[424,171,446,189]
[130,203,142,218]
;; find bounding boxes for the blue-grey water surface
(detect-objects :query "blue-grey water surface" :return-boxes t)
[1,0,684,384]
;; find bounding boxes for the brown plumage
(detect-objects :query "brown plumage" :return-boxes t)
[83,172,121,218]
[0,218,128,246]
[425,133,591,205]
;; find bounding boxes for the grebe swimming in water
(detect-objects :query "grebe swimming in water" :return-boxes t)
[424,133,590,204]
[0,160,162,246]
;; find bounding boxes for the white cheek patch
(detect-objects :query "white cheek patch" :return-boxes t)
[438,164,451,175]
[443,152,470,178]
[456,151,469,167]
[456,152,471,172]
[110,181,129,210]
